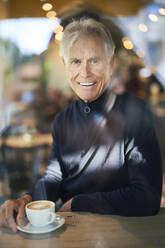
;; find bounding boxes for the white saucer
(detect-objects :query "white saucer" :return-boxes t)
[17,214,65,234]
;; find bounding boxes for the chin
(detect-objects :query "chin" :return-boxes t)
[81,96,96,102]
[79,92,97,102]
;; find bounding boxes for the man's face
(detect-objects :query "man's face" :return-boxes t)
[64,35,114,102]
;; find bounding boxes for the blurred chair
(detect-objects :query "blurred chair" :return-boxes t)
[2,142,50,199]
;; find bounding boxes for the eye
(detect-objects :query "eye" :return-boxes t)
[90,58,98,64]
[71,59,81,65]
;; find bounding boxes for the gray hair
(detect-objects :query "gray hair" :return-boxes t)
[61,18,115,63]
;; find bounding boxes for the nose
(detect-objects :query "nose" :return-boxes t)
[79,62,90,77]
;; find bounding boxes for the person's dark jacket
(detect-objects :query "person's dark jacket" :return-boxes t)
[31,91,162,216]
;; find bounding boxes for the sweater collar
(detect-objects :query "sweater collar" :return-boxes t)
[78,89,110,114]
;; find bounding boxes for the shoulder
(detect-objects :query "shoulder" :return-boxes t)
[115,92,154,136]
[115,91,152,117]
[116,91,148,109]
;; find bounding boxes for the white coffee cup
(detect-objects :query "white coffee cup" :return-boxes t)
[26,200,56,227]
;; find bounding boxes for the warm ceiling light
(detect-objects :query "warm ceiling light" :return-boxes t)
[55,32,63,41]
[122,37,133,50]
[54,25,64,33]
[42,3,53,11]
[158,8,165,15]
[138,24,148,32]
[46,11,57,18]
[148,14,158,22]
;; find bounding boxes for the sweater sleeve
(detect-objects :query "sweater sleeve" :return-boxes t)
[71,104,163,216]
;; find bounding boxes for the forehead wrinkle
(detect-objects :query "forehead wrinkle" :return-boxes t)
[70,41,104,58]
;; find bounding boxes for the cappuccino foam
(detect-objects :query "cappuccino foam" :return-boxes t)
[27,202,52,210]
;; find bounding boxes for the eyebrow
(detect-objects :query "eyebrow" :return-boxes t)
[69,58,80,62]
[69,56,100,61]
[88,56,100,61]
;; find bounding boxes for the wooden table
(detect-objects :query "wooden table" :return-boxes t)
[2,133,52,148]
[0,209,165,248]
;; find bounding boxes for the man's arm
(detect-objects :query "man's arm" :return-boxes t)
[31,125,63,202]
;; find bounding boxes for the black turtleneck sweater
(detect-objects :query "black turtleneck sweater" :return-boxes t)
[32,91,162,216]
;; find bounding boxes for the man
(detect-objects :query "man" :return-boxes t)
[0,18,162,232]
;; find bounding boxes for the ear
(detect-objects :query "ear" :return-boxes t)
[109,55,115,76]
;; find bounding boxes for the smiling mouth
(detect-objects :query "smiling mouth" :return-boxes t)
[78,82,96,87]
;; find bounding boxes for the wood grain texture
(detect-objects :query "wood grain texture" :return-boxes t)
[0,209,165,248]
